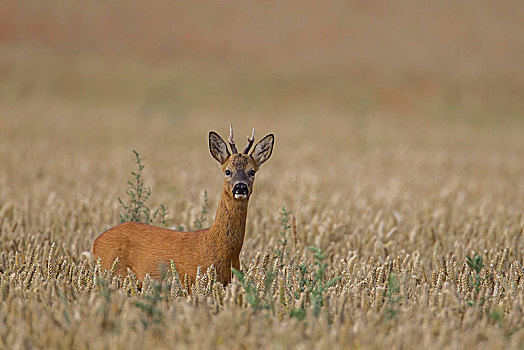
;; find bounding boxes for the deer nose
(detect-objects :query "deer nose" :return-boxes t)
[233,183,249,195]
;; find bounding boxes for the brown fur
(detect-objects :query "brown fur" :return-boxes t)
[92,131,274,286]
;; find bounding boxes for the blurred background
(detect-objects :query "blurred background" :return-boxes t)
[1,0,523,252]
[2,0,522,130]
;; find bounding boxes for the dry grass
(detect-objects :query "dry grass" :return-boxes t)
[1,0,524,349]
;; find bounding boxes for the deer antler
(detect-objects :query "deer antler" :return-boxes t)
[228,125,238,154]
[243,128,255,154]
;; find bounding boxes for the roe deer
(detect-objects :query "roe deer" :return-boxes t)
[92,126,274,286]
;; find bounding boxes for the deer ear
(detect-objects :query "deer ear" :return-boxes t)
[250,134,274,166]
[209,131,230,164]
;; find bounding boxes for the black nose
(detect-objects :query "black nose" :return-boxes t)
[233,183,248,195]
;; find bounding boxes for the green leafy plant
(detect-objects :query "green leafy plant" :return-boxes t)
[294,262,308,298]
[133,281,165,330]
[466,254,491,306]
[96,278,120,333]
[488,308,504,329]
[231,267,262,312]
[289,306,307,321]
[272,206,291,265]
[290,246,342,320]
[231,267,276,315]
[384,274,401,320]
[118,150,168,226]
[308,246,342,317]
[194,189,210,229]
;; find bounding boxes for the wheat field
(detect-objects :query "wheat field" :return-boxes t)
[1,1,524,349]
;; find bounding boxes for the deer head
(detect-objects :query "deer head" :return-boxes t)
[209,126,274,201]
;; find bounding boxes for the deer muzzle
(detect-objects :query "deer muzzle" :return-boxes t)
[232,183,249,199]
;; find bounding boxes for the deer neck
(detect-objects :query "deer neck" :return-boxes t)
[208,188,249,252]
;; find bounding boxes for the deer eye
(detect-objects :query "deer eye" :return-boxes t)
[225,170,232,176]
[249,170,256,177]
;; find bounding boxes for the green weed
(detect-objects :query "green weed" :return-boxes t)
[118,150,168,226]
